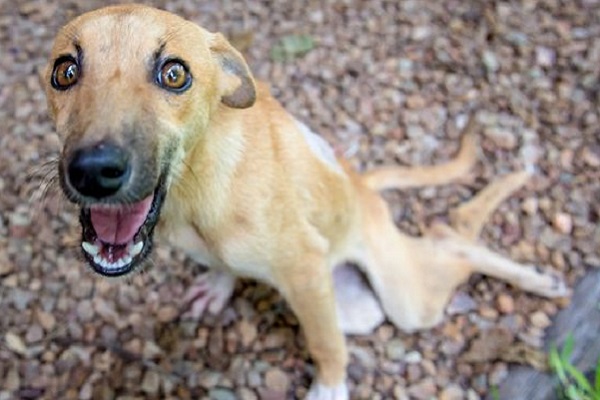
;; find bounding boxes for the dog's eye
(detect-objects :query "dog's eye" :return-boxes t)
[51,57,80,90]
[158,60,191,92]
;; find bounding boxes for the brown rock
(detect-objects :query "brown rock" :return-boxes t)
[264,368,290,393]
[496,294,515,314]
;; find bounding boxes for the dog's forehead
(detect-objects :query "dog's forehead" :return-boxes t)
[54,7,207,66]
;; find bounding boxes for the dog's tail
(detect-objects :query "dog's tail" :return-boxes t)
[362,118,479,191]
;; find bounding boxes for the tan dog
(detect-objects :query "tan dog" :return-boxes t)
[44,5,568,399]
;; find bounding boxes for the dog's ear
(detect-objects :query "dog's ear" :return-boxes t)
[210,33,256,109]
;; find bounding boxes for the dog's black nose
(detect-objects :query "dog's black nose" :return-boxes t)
[67,142,131,198]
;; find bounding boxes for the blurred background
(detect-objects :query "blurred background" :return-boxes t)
[1,1,599,399]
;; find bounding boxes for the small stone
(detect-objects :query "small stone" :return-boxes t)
[447,292,477,315]
[264,368,290,392]
[406,95,426,109]
[407,377,437,400]
[237,388,258,400]
[439,384,464,400]
[582,146,600,167]
[521,198,538,215]
[25,325,44,343]
[530,311,551,329]
[385,339,406,361]
[141,370,160,395]
[412,26,431,40]
[76,300,94,322]
[5,332,27,355]
[157,305,178,323]
[483,127,517,150]
[553,212,573,234]
[489,363,509,385]
[404,351,422,364]
[238,320,257,347]
[496,294,515,314]
[209,388,237,400]
[482,50,500,72]
[199,371,222,388]
[535,46,556,67]
[5,367,20,391]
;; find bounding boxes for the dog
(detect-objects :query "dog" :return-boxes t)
[43,5,569,399]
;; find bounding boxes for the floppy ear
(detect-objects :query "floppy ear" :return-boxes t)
[210,33,256,109]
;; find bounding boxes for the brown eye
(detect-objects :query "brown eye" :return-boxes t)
[157,60,191,92]
[51,57,80,90]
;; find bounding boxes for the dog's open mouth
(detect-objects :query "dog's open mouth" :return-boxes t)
[78,181,166,277]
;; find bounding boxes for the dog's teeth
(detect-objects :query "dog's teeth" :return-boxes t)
[130,241,143,257]
[82,241,100,256]
[122,256,132,266]
[93,254,102,265]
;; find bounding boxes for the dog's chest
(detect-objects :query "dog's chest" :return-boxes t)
[166,223,219,267]
[165,223,273,283]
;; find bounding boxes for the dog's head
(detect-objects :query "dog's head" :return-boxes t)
[43,5,256,277]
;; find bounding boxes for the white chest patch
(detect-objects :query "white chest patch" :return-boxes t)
[296,120,343,174]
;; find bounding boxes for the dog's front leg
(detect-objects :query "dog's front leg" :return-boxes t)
[182,269,236,319]
[276,254,349,400]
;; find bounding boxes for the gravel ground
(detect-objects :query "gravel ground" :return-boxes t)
[1,0,599,399]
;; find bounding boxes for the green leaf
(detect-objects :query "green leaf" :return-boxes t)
[270,34,315,62]
[550,345,568,383]
[564,362,593,395]
[562,334,575,361]
[594,357,600,393]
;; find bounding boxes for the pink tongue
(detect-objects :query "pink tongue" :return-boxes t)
[90,195,154,245]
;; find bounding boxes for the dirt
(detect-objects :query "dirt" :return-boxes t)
[1,0,599,399]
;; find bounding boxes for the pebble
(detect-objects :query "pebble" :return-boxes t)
[264,368,290,392]
[76,300,94,322]
[404,351,423,364]
[439,384,465,400]
[25,324,44,343]
[553,212,573,234]
[238,319,257,347]
[5,332,27,355]
[483,127,517,150]
[156,305,179,323]
[385,339,406,361]
[497,294,515,314]
[407,377,437,400]
[209,388,238,400]
[530,311,552,329]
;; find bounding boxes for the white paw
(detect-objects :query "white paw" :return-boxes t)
[525,269,571,298]
[306,382,349,400]
[182,270,236,319]
[334,264,384,335]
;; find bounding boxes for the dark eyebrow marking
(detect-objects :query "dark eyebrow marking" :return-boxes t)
[74,42,84,67]
[153,41,166,63]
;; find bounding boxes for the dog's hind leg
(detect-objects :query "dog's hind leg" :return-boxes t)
[449,170,531,241]
[428,223,570,298]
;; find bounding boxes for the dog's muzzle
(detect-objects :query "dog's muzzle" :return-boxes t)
[62,141,166,277]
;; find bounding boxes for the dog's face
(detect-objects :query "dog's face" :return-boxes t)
[44,5,256,277]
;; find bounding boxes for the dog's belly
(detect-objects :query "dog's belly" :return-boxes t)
[296,120,342,174]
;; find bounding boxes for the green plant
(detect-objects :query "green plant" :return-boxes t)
[549,334,600,400]
[271,34,315,62]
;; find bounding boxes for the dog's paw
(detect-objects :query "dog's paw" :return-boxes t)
[528,271,571,298]
[306,382,349,400]
[181,270,236,319]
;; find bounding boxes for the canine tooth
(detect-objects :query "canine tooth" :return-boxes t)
[93,254,102,265]
[122,256,132,266]
[130,241,143,257]
[82,242,100,256]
